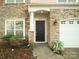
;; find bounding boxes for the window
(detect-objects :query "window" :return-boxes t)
[16,0,24,3]
[5,19,25,38]
[69,21,74,24]
[61,21,66,24]
[58,0,66,3]
[5,0,25,3]
[77,21,79,24]
[57,0,78,4]
[68,0,77,3]
[6,0,14,3]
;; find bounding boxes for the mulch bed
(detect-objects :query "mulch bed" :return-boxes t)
[0,42,34,59]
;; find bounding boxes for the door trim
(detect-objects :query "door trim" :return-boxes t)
[34,19,47,43]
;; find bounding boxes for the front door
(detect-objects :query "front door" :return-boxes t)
[36,21,45,42]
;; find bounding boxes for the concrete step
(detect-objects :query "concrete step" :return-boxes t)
[33,43,48,47]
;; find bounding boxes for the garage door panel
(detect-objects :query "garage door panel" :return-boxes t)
[60,20,79,48]
[63,42,79,48]
[60,42,79,48]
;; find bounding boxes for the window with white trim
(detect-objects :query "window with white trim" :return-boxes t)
[58,0,66,3]
[5,19,25,38]
[57,0,78,4]
[5,0,25,3]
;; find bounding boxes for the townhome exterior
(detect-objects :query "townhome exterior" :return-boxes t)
[0,0,29,40]
[0,0,79,48]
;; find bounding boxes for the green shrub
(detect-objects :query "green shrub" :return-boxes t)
[10,35,21,41]
[51,40,64,54]
[1,34,22,41]
[1,34,13,41]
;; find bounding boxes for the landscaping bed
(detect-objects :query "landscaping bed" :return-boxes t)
[0,42,34,59]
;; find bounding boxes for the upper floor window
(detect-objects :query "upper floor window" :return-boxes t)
[57,0,78,4]
[58,0,66,3]
[5,0,25,3]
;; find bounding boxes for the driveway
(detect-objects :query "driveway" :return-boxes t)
[33,43,79,59]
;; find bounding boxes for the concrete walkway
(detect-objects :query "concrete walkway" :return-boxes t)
[33,43,79,59]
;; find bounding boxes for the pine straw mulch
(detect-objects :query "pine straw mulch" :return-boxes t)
[0,42,34,59]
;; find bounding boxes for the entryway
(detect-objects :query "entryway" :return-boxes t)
[29,8,49,43]
[34,10,49,43]
[36,21,45,42]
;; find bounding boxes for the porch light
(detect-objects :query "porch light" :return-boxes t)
[40,11,44,13]
[53,20,58,25]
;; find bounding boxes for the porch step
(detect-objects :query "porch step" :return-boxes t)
[33,43,48,47]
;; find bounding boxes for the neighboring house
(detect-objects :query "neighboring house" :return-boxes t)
[0,0,79,48]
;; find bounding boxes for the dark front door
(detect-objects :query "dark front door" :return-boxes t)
[36,21,45,42]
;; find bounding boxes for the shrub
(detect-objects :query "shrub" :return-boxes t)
[1,34,22,41]
[1,34,13,41]
[1,35,22,47]
[51,39,64,54]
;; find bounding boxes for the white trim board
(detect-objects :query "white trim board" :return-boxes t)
[29,5,79,13]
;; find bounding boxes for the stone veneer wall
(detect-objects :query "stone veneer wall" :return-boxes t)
[28,31,34,44]
[0,0,29,39]
[49,9,79,46]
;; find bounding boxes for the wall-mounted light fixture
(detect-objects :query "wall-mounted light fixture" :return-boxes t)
[53,20,58,25]
[40,10,44,13]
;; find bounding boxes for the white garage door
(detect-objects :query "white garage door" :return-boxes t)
[60,20,79,48]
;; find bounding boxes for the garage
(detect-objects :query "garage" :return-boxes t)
[60,19,79,48]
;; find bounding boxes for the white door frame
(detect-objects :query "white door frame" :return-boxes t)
[34,18,47,43]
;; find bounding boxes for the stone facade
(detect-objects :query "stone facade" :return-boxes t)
[28,31,34,44]
[0,0,29,38]
[28,9,79,46]
[49,9,79,46]
[0,0,79,46]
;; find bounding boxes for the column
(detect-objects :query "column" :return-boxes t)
[29,11,34,31]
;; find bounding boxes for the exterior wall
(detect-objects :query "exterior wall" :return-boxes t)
[49,9,79,46]
[0,0,79,46]
[28,6,79,44]
[0,0,29,38]
[28,31,34,44]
